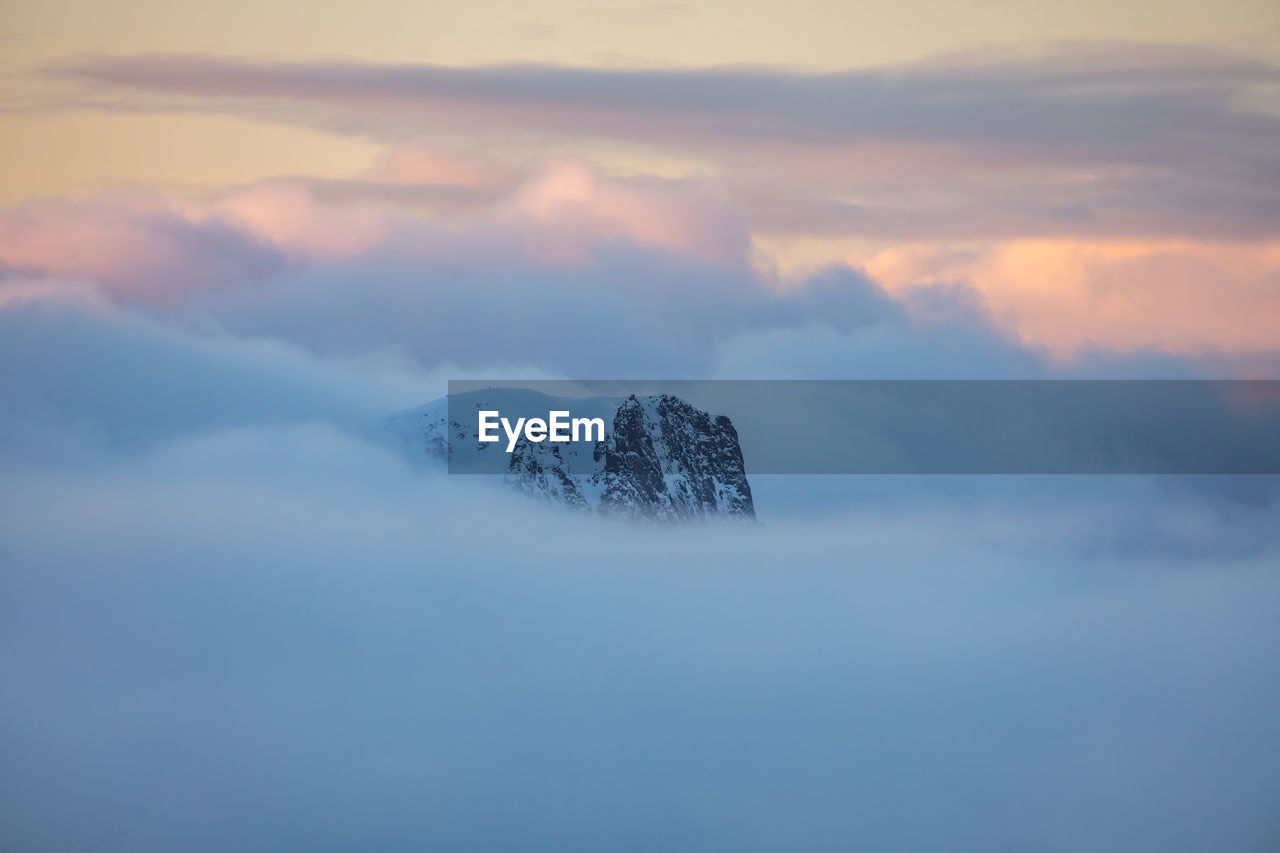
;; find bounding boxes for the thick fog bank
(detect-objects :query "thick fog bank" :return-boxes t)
[2,425,1278,852]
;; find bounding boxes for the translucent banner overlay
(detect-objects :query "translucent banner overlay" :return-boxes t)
[446,380,1280,475]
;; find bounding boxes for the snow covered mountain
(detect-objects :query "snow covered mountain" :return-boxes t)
[385,389,755,522]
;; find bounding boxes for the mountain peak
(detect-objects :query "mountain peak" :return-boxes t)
[386,390,755,523]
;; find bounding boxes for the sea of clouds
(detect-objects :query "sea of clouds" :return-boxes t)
[2,278,1278,851]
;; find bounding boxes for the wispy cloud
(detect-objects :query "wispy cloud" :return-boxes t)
[46,45,1280,243]
[50,45,1280,153]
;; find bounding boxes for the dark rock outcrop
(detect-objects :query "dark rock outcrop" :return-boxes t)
[595,395,754,522]
[386,390,755,523]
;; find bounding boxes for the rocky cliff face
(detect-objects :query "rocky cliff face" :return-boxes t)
[593,395,754,522]
[386,390,755,522]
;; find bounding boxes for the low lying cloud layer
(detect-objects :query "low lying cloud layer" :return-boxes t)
[3,419,1279,851]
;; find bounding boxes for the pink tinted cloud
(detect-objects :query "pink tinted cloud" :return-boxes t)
[206,160,750,267]
[3,155,1274,363]
[0,194,285,301]
[370,146,516,190]
[203,183,400,263]
[496,160,749,266]
[0,161,751,304]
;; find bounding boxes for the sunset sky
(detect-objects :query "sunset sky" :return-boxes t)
[5,5,1280,850]
[2,0,1279,365]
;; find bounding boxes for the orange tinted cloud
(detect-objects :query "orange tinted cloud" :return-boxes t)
[859,240,1280,357]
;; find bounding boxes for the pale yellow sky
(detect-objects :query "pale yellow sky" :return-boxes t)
[5,0,1279,67]
[2,0,1279,203]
